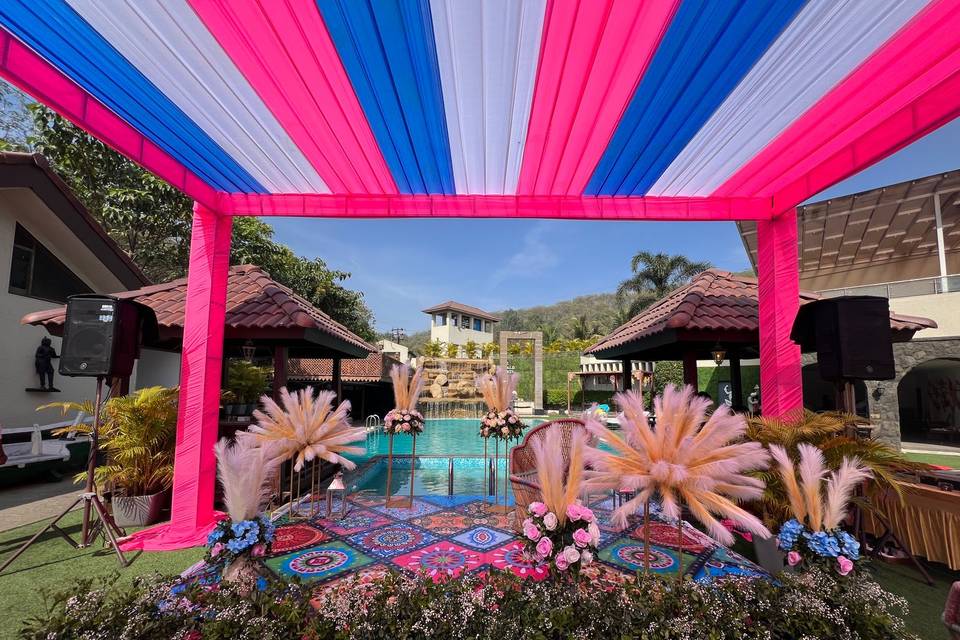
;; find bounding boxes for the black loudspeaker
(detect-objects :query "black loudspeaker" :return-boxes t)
[790,296,895,381]
[59,295,142,377]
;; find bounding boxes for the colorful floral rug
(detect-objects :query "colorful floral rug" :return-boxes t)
[256,495,768,592]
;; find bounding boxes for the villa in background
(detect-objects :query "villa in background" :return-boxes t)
[739,168,960,447]
[0,153,149,429]
[376,338,410,364]
[422,301,498,358]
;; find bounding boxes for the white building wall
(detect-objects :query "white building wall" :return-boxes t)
[0,189,133,428]
[888,291,960,339]
[135,349,181,390]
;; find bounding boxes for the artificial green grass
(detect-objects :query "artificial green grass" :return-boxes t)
[869,560,956,640]
[0,509,204,640]
[904,452,960,469]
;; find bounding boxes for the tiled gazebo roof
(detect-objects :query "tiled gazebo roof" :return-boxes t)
[22,264,375,358]
[586,269,936,360]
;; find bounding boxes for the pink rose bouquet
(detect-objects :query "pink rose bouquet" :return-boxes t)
[383,408,424,436]
[479,409,525,440]
[521,500,599,579]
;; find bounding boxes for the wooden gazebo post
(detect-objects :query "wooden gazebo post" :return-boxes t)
[272,346,288,401]
[621,359,632,391]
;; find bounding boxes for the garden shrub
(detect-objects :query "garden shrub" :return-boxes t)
[22,566,914,640]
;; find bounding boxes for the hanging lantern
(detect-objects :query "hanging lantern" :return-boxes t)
[241,339,256,362]
[711,344,726,366]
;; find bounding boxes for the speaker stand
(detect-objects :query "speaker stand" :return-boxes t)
[0,376,129,574]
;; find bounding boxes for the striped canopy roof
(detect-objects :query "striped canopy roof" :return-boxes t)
[1,0,958,220]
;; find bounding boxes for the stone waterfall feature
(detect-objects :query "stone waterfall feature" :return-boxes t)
[419,357,494,419]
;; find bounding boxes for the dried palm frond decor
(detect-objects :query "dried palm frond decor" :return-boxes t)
[583,384,770,579]
[477,367,526,513]
[247,387,364,518]
[521,427,599,579]
[771,443,872,576]
[383,364,425,508]
[206,437,278,583]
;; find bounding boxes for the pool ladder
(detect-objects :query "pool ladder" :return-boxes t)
[364,415,381,451]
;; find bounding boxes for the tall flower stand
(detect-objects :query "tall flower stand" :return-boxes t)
[384,432,415,509]
[488,437,512,514]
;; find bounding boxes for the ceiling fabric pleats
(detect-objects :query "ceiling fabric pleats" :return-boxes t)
[0,0,265,193]
[0,0,948,209]
[316,0,455,195]
[714,0,960,200]
[64,0,329,194]
[429,0,545,195]
[586,0,806,196]
[648,0,929,197]
[517,0,679,196]
[187,0,396,195]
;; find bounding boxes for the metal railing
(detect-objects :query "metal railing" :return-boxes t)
[819,274,960,299]
[358,454,499,497]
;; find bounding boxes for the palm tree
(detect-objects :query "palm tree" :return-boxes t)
[617,251,711,315]
[569,314,600,340]
[537,323,559,346]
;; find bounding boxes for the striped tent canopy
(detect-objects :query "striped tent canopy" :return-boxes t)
[1,0,958,221]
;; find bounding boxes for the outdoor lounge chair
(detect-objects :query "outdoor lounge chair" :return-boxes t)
[509,418,588,525]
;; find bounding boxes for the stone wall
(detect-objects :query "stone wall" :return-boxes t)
[419,357,494,402]
[802,337,960,447]
[871,337,960,446]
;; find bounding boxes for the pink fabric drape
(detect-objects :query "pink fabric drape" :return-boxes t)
[121,203,232,551]
[756,210,802,417]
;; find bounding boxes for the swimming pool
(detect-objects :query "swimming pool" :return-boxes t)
[346,418,540,497]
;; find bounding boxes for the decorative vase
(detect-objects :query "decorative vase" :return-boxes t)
[112,488,170,527]
[222,553,260,589]
[753,534,786,575]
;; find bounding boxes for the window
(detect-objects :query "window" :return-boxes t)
[435,313,446,326]
[451,314,459,328]
[9,224,92,303]
[473,318,482,331]
[461,315,470,329]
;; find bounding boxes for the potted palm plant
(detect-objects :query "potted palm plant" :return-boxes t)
[46,386,178,526]
[224,360,270,416]
[745,410,927,574]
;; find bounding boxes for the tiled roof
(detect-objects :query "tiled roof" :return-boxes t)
[22,264,374,356]
[587,269,936,357]
[288,352,400,383]
[422,301,499,322]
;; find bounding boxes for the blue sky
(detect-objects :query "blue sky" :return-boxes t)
[270,118,960,333]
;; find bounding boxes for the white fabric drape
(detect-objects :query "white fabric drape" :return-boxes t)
[66,0,329,194]
[430,0,546,194]
[648,0,929,197]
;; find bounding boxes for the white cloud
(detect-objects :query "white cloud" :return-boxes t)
[489,222,558,287]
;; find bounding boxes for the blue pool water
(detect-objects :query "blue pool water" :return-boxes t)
[346,419,540,496]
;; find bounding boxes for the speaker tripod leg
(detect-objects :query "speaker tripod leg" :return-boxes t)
[0,495,83,574]
[88,495,128,567]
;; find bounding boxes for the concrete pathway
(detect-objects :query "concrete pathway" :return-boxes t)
[902,441,960,456]
[0,478,82,532]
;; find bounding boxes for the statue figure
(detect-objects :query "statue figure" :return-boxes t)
[34,336,59,391]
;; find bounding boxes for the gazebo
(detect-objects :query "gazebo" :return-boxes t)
[0,1,956,549]
[586,269,936,408]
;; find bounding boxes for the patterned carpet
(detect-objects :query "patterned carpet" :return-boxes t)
[258,495,768,591]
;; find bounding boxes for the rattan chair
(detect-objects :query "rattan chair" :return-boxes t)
[509,418,588,525]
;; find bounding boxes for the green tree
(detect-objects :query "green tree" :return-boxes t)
[423,340,444,358]
[0,80,34,151]
[569,314,601,340]
[463,340,479,359]
[617,251,711,315]
[537,323,559,346]
[481,342,497,359]
[445,342,460,359]
[25,105,375,340]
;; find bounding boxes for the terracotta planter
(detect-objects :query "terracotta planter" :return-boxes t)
[753,534,786,575]
[112,488,170,527]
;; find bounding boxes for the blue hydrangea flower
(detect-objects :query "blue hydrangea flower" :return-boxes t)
[837,530,860,560]
[805,531,841,557]
[206,528,224,545]
[777,519,804,550]
[256,577,268,592]
[170,583,186,595]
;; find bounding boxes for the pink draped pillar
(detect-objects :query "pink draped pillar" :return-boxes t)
[756,209,802,417]
[121,203,232,550]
